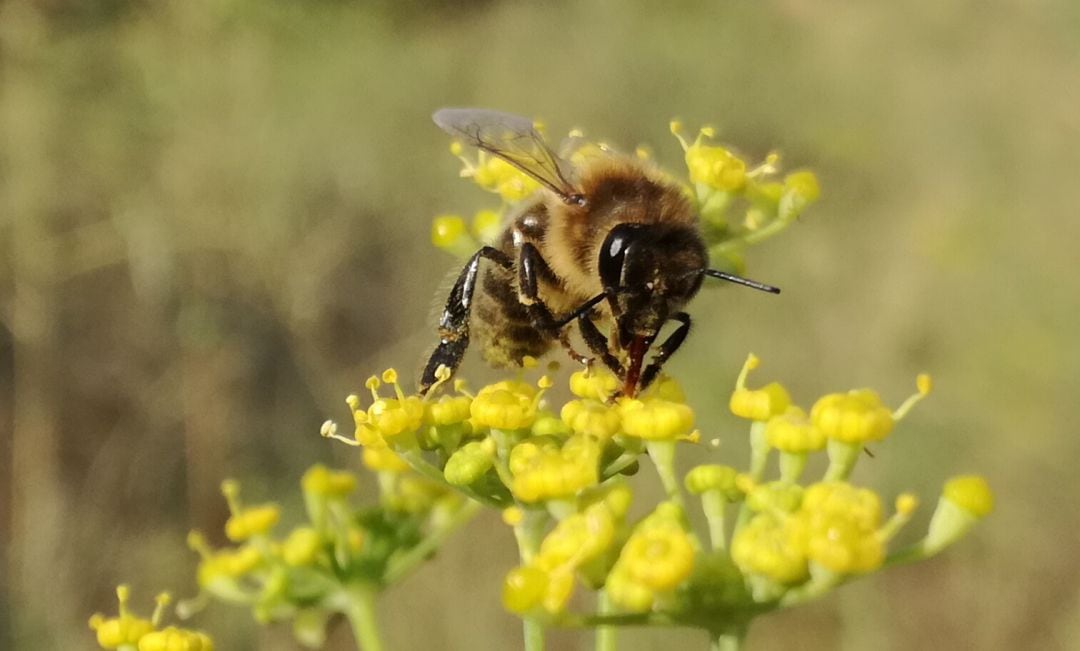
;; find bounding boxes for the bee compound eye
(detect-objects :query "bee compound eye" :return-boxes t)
[599,224,640,290]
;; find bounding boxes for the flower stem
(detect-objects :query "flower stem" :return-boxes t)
[384,498,482,583]
[595,589,617,651]
[342,585,384,651]
[710,625,747,651]
[646,441,684,508]
[515,509,550,651]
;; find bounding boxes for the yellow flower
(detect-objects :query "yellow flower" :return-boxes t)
[535,502,617,570]
[783,170,821,203]
[684,464,742,501]
[672,121,747,191]
[444,439,497,486]
[810,390,894,444]
[282,527,323,567]
[224,504,281,542]
[454,145,540,202]
[196,545,264,585]
[138,627,214,651]
[925,475,994,553]
[220,479,280,542]
[510,434,601,503]
[729,353,791,421]
[430,213,469,250]
[355,369,425,442]
[569,367,620,401]
[765,406,825,453]
[561,398,622,439]
[471,208,503,243]
[362,444,410,473]
[799,481,884,574]
[618,397,695,441]
[607,503,696,612]
[425,395,473,426]
[731,513,809,585]
[502,565,549,614]
[300,464,357,498]
[811,374,931,445]
[88,585,154,649]
[471,379,545,430]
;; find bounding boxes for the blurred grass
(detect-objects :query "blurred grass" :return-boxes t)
[2,0,1079,649]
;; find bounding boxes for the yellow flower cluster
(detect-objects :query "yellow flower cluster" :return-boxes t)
[89,586,213,651]
[503,485,631,614]
[606,503,697,613]
[732,480,899,584]
[728,354,932,482]
[451,141,541,203]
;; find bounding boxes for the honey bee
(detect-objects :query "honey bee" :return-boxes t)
[419,108,779,396]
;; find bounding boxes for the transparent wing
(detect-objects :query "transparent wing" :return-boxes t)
[433,108,581,202]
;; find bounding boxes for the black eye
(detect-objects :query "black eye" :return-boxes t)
[598,224,641,290]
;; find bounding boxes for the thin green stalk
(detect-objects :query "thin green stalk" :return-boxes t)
[710,629,745,651]
[595,589,617,651]
[341,586,384,651]
[646,441,684,508]
[514,509,550,651]
[384,499,482,583]
[524,619,546,651]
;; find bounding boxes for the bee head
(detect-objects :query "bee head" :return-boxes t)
[598,223,707,349]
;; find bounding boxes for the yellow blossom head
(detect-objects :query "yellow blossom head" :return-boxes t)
[799,481,885,574]
[765,406,825,453]
[510,434,601,503]
[672,122,747,191]
[730,353,791,421]
[88,585,155,649]
[731,513,809,585]
[618,397,695,441]
[137,627,214,651]
[561,398,622,439]
[301,464,357,498]
[810,389,894,444]
[568,367,620,401]
[471,379,545,430]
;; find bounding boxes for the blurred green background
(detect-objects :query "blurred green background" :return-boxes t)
[2,0,1079,649]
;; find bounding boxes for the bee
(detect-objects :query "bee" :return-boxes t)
[419,108,779,397]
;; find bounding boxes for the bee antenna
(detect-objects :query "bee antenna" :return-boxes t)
[701,268,781,294]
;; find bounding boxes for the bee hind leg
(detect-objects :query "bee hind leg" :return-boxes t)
[419,246,513,394]
[638,312,691,391]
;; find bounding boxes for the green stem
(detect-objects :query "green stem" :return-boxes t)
[595,589,617,651]
[823,440,859,481]
[384,499,483,583]
[710,629,746,651]
[341,586,384,651]
[524,618,546,651]
[700,490,728,551]
[646,441,684,508]
[747,422,769,481]
[514,509,550,651]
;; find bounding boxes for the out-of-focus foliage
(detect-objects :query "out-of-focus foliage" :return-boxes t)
[2,0,1078,649]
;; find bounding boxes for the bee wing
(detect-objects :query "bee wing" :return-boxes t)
[433,108,582,203]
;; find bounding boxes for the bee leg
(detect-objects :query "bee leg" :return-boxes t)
[639,312,691,391]
[557,329,591,366]
[420,247,513,394]
[578,314,624,378]
[516,243,563,331]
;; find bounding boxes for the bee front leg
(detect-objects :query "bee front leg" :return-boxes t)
[518,243,600,367]
[639,312,691,391]
[578,314,624,378]
[420,246,513,394]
